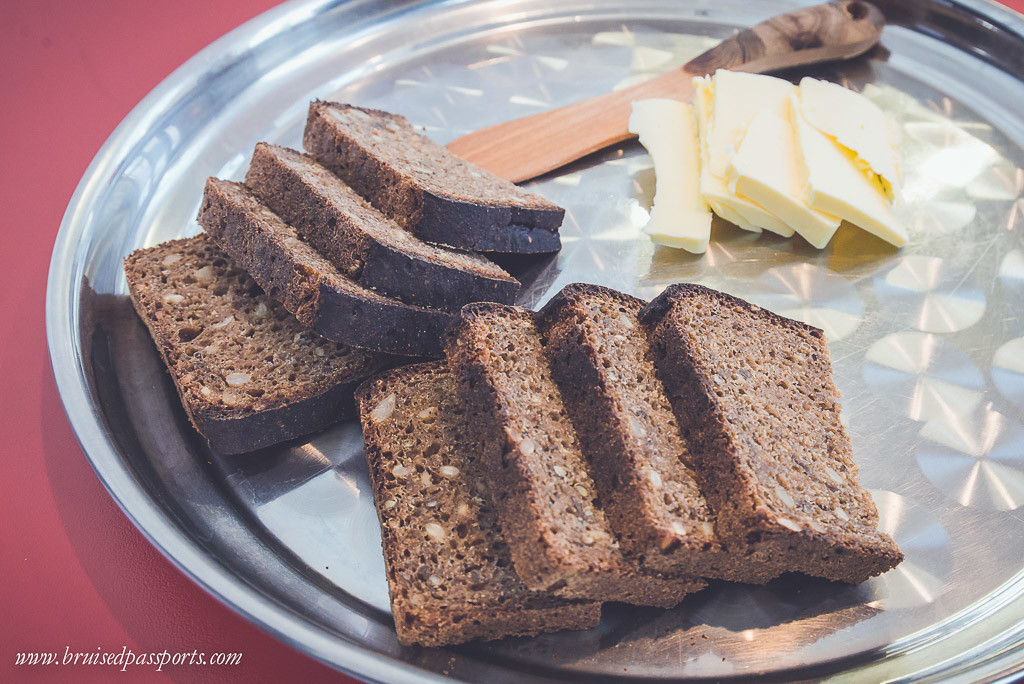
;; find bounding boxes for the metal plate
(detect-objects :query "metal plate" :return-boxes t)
[46,0,1024,681]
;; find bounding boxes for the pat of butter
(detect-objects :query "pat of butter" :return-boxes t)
[629,99,711,253]
[798,77,902,199]
[704,71,794,178]
[730,194,795,238]
[693,77,759,232]
[728,109,842,249]
[695,72,795,237]
[790,93,908,247]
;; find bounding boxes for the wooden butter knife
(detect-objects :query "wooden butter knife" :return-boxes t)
[446,1,885,183]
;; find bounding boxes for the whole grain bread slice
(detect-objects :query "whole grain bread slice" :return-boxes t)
[198,178,453,357]
[640,284,903,584]
[444,302,704,607]
[244,142,519,310]
[304,101,563,254]
[357,362,601,647]
[123,234,391,454]
[538,283,788,582]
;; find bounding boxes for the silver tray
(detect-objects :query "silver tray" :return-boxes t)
[46,0,1024,681]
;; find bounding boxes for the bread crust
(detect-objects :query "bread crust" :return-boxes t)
[304,101,563,254]
[198,178,454,357]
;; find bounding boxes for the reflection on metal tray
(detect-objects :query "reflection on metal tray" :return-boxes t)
[47,0,1024,681]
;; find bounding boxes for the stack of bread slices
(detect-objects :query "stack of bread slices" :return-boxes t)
[357,282,903,647]
[122,100,902,651]
[123,102,563,454]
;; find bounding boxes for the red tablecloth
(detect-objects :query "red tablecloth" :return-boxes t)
[3,1,1023,682]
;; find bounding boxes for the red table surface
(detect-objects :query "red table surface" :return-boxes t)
[3,1,1024,683]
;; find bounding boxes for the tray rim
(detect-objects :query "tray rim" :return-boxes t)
[44,0,1024,682]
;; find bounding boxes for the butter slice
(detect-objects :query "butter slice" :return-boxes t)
[629,98,711,253]
[694,73,794,236]
[693,76,758,232]
[790,93,908,247]
[730,194,795,238]
[799,77,902,199]
[728,109,842,249]
[705,71,794,178]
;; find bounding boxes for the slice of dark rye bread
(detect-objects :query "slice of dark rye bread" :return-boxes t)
[356,362,601,647]
[640,284,903,584]
[123,235,391,454]
[537,284,788,582]
[304,101,563,254]
[244,142,519,311]
[444,303,705,607]
[198,178,454,357]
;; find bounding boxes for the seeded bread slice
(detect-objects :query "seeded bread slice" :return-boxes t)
[640,284,903,584]
[244,143,519,310]
[444,303,705,607]
[198,178,454,357]
[304,101,563,254]
[123,235,390,454]
[357,362,601,647]
[538,283,787,582]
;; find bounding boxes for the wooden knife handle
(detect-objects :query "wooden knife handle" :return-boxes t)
[446,1,885,183]
[687,1,885,75]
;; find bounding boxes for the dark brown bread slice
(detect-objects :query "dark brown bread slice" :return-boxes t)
[444,303,704,607]
[640,284,903,584]
[123,235,391,454]
[356,362,600,647]
[244,142,519,310]
[304,101,563,254]
[538,283,787,582]
[198,178,453,357]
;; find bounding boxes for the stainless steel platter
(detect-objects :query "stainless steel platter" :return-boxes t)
[46,0,1024,681]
